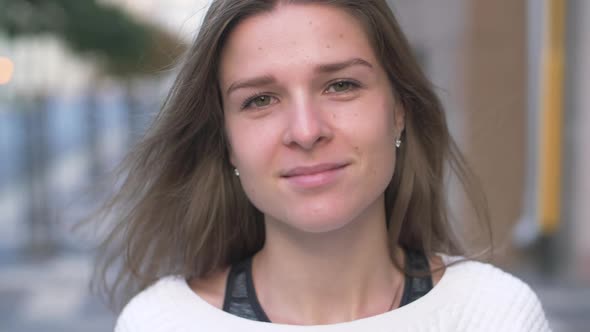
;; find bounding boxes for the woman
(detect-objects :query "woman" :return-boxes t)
[100,0,551,331]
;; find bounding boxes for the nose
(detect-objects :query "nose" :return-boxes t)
[282,97,333,150]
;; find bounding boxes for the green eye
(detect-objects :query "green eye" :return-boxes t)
[253,95,271,107]
[332,81,352,92]
[243,95,273,109]
[327,81,360,94]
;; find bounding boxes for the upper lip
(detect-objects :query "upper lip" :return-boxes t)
[280,162,349,177]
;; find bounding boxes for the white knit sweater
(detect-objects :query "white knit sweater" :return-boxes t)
[116,258,552,331]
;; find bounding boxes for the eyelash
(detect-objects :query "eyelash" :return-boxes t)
[241,92,271,110]
[324,79,362,94]
[240,79,362,110]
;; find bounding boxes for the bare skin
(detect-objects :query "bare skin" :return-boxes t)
[189,254,445,321]
[189,197,446,324]
[189,3,446,325]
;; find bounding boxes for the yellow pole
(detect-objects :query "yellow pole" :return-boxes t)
[539,0,565,234]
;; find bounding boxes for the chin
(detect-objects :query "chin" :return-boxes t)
[279,208,363,234]
[292,220,351,234]
[261,189,388,234]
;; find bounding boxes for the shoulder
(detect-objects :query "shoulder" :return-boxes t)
[115,276,206,332]
[188,267,230,310]
[443,258,534,296]
[437,258,551,331]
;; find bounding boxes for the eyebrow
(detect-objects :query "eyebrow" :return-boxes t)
[226,75,276,96]
[225,57,374,96]
[315,57,374,74]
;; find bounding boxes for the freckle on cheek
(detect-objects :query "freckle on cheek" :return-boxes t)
[339,33,344,38]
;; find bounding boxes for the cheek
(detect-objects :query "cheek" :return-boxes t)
[343,94,397,149]
[359,96,398,179]
[225,119,279,178]
[226,126,270,209]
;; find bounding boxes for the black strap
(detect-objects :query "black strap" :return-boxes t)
[222,257,270,322]
[400,248,434,305]
[222,250,433,322]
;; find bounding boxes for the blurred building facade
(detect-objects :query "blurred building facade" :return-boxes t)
[389,0,527,259]
[0,0,587,283]
[566,0,590,281]
[1,0,589,331]
[388,0,590,285]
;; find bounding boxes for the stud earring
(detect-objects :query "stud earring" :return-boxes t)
[234,168,240,177]
[395,137,402,148]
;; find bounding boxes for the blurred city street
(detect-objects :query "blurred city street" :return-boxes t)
[1,0,590,331]
[0,251,115,332]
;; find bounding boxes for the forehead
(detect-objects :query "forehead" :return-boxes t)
[219,4,377,85]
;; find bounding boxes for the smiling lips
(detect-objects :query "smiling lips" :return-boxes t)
[281,162,349,189]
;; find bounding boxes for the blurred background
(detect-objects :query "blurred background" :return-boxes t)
[0,0,588,331]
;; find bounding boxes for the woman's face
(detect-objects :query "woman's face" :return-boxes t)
[220,4,404,233]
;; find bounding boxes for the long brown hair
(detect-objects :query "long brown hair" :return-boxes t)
[93,0,490,311]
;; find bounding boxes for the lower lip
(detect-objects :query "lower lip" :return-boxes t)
[282,166,347,189]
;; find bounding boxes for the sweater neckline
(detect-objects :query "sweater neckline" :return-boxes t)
[222,249,434,323]
[181,254,461,330]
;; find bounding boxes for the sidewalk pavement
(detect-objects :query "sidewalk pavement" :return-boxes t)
[0,251,115,332]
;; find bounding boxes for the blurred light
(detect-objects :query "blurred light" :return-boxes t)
[0,57,15,85]
[0,57,14,85]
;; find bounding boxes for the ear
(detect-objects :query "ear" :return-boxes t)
[393,104,406,136]
[224,126,237,168]
[228,145,237,169]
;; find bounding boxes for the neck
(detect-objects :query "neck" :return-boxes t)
[253,198,405,325]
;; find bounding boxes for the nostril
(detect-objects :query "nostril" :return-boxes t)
[282,107,334,149]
